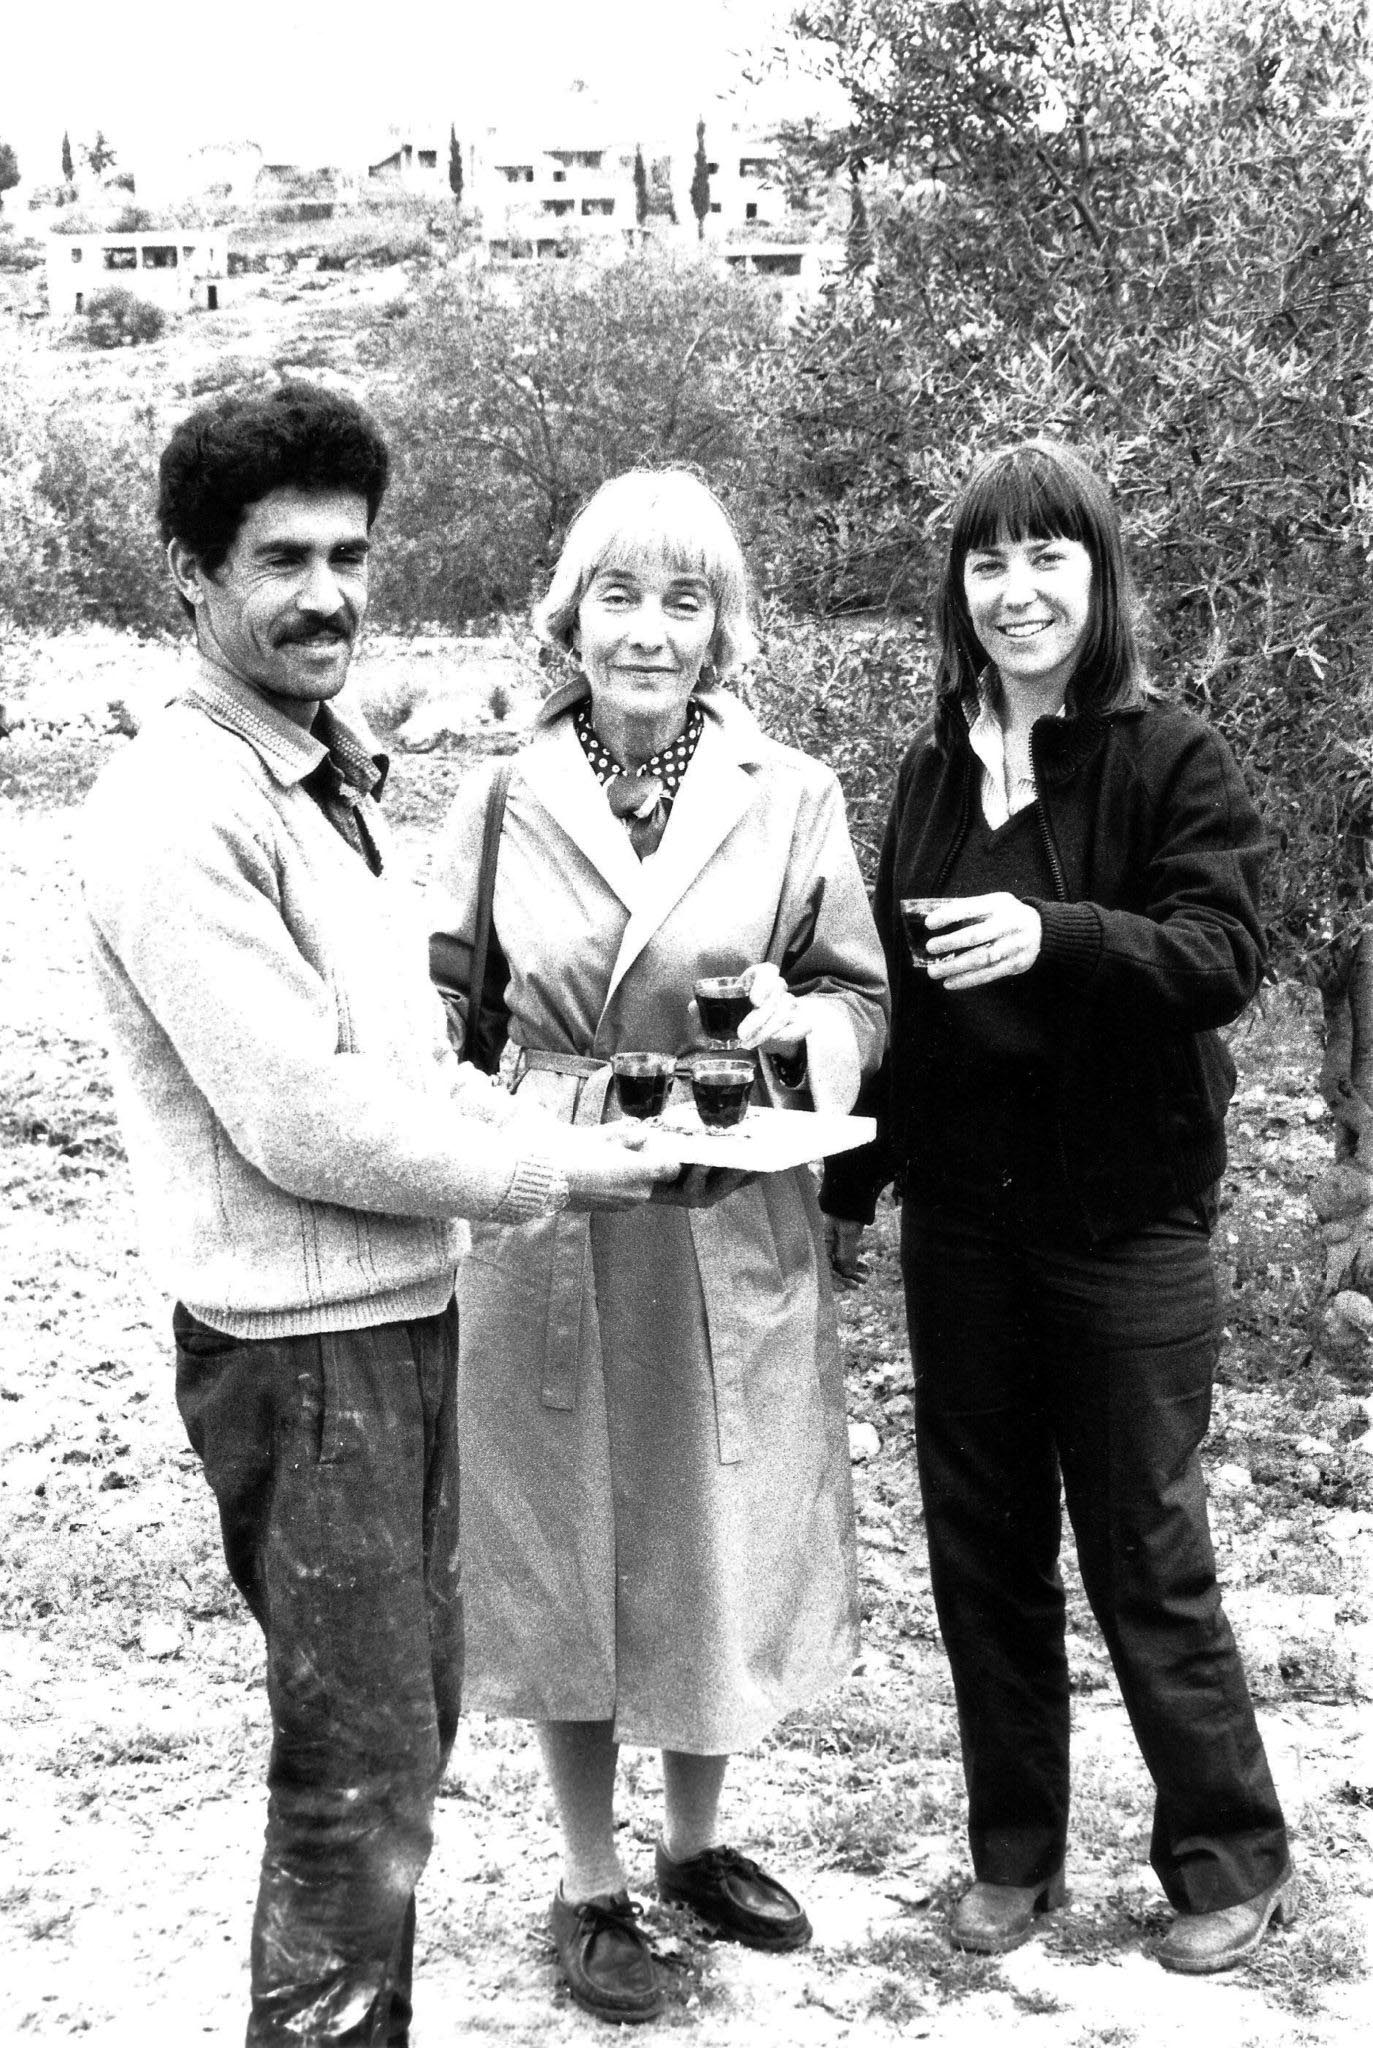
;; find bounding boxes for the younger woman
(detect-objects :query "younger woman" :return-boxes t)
[823,440,1292,1974]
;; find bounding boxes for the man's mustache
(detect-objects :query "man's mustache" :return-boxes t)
[276,615,354,646]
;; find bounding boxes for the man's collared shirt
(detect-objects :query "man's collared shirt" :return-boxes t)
[184,656,388,874]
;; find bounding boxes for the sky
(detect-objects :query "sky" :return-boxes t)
[2,0,836,186]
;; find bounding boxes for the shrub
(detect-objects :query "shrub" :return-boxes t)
[27,181,78,210]
[0,359,173,632]
[363,249,779,629]
[746,608,931,880]
[0,232,42,272]
[50,205,156,236]
[184,354,272,399]
[84,287,166,349]
[311,226,432,269]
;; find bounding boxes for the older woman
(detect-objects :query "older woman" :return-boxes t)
[429,469,886,2024]
[824,441,1292,1973]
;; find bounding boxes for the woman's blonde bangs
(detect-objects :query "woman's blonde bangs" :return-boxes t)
[534,470,757,679]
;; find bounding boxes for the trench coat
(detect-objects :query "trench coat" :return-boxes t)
[427,678,888,1752]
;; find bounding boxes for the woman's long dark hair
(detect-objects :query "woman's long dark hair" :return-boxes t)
[932,440,1144,715]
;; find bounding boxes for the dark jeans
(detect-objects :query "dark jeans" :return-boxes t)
[173,1301,463,2047]
[901,1199,1288,1913]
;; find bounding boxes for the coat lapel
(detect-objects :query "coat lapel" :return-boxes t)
[517,715,644,909]
[603,705,758,1008]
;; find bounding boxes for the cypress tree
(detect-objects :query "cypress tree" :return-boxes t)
[690,119,710,241]
[845,168,874,273]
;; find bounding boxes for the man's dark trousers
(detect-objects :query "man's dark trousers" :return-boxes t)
[902,1200,1288,1914]
[174,1299,462,2047]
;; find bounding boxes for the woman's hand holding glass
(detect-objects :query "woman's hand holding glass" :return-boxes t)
[923,893,1042,991]
[735,962,809,1054]
[687,961,808,1053]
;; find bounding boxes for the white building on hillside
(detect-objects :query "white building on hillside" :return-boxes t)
[367,130,451,196]
[693,134,787,236]
[719,240,845,317]
[475,126,638,262]
[47,230,229,315]
[470,119,794,265]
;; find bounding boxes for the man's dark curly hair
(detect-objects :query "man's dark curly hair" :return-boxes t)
[157,382,391,577]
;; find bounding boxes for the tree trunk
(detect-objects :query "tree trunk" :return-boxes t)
[1314,927,1373,1351]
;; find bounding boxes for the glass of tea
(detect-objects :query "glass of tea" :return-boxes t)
[900,897,981,970]
[693,974,753,1045]
[611,1052,677,1121]
[689,1056,755,1130]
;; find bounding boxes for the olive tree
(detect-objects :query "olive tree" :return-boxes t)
[770,0,1370,1325]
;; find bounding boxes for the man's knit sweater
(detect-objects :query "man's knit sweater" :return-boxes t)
[81,658,568,1339]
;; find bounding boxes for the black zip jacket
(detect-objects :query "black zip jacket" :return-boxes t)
[821,693,1268,1244]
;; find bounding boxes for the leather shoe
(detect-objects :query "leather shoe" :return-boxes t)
[1155,1863,1297,1975]
[655,1840,812,1951]
[549,1887,666,2024]
[950,1868,1067,1954]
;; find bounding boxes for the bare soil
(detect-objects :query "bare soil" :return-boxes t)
[1,631,1370,2047]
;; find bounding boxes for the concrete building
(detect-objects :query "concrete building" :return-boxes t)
[476,128,638,263]
[47,229,229,315]
[692,134,787,237]
[367,132,450,196]
[719,241,845,316]
[472,123,791,265]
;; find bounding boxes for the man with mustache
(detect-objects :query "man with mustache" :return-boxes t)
[79,383,677,2045]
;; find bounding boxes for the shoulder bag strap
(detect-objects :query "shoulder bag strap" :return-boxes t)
[465,758,513,1065]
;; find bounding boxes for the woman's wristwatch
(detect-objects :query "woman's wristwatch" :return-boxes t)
[770,1044,809,1089]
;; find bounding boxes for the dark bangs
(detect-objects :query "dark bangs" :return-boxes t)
[953,444,1099,559]
[936,439,1144,715]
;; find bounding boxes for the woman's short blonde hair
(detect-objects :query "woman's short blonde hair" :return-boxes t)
[534,468,758,684]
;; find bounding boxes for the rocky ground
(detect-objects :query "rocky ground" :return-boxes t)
[1,631,1370,2047]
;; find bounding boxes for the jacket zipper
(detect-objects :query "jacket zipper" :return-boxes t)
[1030,725,1070,901]
[930,746,975,892]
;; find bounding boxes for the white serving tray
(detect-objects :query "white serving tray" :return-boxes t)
[647,1104,876,1173]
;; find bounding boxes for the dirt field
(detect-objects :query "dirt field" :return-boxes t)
[1,630,1370,2047]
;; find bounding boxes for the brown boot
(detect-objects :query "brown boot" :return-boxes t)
[950,1868,1067,1954]
[1155,1864,1296,1975]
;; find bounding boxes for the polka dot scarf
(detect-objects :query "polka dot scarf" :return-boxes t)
[574,698,704,858]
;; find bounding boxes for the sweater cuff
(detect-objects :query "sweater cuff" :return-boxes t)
[489,1153,571,1222]
[818,1144,886,1227]
[1032,899,1103,981]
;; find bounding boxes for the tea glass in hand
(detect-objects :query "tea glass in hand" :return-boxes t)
[612,1052,677,1121]
[690,1056,755,1130]
[900,897,981,971]
[693,974,752,1046]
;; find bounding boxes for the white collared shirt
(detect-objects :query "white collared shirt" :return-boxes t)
[964,681,1064,829]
